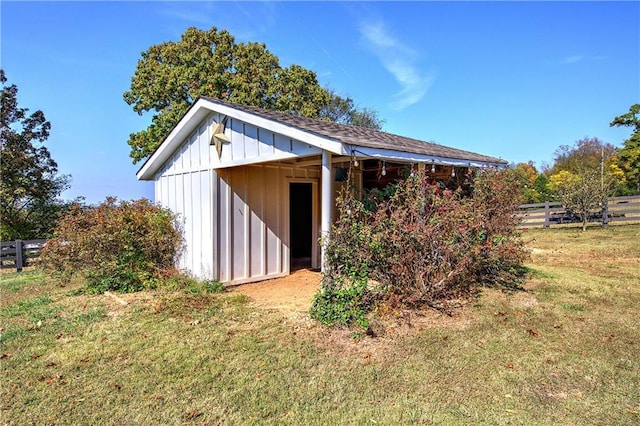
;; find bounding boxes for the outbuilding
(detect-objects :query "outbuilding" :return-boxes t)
[137,97,507,285]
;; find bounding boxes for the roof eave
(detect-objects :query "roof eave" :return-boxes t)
[136,98,345,180]
[136,98,214,181]
[347,145,507,168]
[198,97,344,154]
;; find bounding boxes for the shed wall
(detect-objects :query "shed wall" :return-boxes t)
[155,169,216,280]
[217,164,320,285]
[153,112,322,284]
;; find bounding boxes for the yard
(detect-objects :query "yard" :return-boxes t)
[1,225,639,425]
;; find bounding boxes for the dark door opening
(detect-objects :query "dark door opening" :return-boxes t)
[290,182,313,270]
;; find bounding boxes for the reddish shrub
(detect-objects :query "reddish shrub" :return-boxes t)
[312,167,528,324]
[40,197,183,293]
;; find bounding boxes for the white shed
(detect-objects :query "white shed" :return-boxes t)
[137,97,507,285]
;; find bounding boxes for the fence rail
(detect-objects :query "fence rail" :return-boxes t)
[0,239,46,272]
[517,195,640,228]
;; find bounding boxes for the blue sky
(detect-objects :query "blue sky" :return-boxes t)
[2,1,638,204]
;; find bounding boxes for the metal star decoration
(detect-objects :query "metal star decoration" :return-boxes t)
[210,116,230,159]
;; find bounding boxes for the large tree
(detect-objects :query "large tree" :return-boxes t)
[548,136,624,192]
[319,89,384,130]
[549,136,619,175]
[610,104,640,194]
[0,70,70,240]
[125,27,383,164]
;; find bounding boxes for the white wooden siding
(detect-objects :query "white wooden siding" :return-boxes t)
[155,169,215,280]
[154,113,323,285]
[218,165,319,285]
[216,113,323,168]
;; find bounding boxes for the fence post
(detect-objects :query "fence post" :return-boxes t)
[544,201,550,228]
[15,239,23,272]
[602,198,609,228]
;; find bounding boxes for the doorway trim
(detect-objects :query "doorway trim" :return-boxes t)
[287,178,319,271]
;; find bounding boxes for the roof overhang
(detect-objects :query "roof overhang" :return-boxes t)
[137,98,345,180]
[137,98,507,181]
[346,145,506,168]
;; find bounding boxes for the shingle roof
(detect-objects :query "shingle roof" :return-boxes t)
[201,96,507,165]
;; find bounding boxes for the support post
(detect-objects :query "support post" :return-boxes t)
[15,239,23,272]
[602,198,609,228]
[321,150,332,272]
[544,201,550,228]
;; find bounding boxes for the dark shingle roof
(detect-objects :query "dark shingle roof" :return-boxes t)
[201,96,506,165]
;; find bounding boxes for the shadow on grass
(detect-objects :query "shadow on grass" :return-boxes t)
[480,265,529,292]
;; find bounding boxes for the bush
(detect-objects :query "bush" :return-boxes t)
[309,276,371,329]
[310,168,528,327]
[40,197,183,293]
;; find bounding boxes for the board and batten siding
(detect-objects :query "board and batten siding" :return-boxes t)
[155,116,217,280]
[154,112,322,285]
[219,112,322,167]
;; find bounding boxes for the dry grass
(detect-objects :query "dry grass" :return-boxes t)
[1,225,639,425]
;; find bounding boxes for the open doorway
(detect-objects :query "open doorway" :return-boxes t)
[289,182,313,271]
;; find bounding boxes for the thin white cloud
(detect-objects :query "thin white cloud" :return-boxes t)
[561,54,606,65]
[562,55,584,65]
[359,19,434,110]
[155,2,277,41]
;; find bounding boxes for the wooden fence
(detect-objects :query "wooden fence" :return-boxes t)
[517,195,640,228]
[0,239,46,272]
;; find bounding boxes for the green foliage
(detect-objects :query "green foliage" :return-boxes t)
[124,27,329,163]
[548,168,615,232]
[610,104,640,194]
[549,137,618,176]
[507,162,554,203]
[204,280,225,293]
[39,197,184,293]
[309,276,370,329]
[532,174,552,201]
[546,136,625,230]
[310,192,377,329]
[184,279,225,295]
[311,168,528,327]
[319,89,384,130]
[124,27,382,163]
[0,69,70,240]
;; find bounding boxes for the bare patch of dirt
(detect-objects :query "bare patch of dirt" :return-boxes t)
[233,269,476,334]
[231,268,321,317]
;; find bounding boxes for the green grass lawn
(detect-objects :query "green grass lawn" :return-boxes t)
[1,225,639,425]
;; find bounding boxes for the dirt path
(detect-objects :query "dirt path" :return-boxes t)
[230,269,477,341]
[231,269,321,316]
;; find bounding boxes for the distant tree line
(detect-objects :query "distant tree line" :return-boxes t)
[509,104,640,205]
[506,104,639,231]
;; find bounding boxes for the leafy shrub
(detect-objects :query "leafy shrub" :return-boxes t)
[40,197,183,293]
[309,275,371,329]
[466,169,530,287]
[310,168,528,327]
